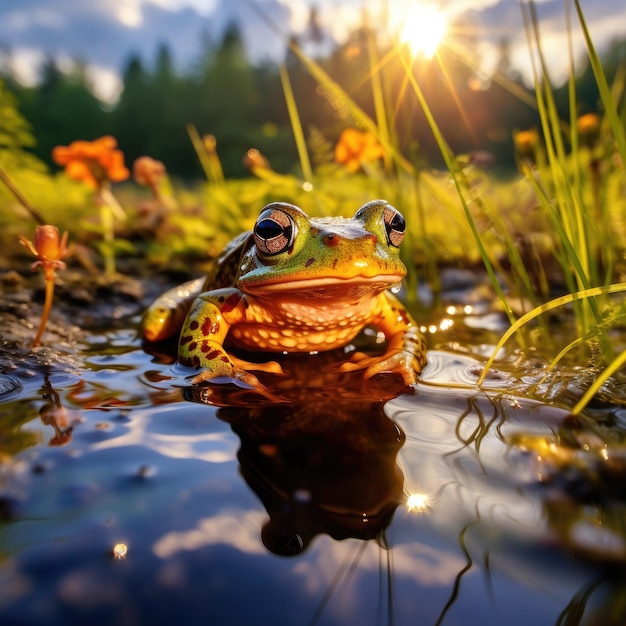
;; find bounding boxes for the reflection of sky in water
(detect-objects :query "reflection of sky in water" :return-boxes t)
[391,388,546,539]
[91,405,238,464]
[0,337,620,625]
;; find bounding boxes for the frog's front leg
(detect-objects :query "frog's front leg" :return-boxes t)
[178,288,282,397]
[340,292,427,386]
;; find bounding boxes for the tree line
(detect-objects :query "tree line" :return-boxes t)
[2,19,624,180]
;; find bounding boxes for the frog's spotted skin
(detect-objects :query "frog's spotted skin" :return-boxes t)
[141,277,206,343]
[141,200,426,396]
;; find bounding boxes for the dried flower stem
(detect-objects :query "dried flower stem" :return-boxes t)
[0,165,46,224]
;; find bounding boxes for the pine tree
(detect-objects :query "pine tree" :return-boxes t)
[0,77,45,172]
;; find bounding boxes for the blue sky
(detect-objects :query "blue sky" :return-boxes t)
[0,0,624,101]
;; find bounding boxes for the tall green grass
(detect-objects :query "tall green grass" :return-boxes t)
[256,0,626,414]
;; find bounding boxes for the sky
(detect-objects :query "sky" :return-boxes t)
[0,0,625,102]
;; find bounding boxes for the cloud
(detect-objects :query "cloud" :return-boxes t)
[446,0,626,83]
[463,0,626,49]
[0,0,295,99]
[0,0,623,101]
[1,1,209,70]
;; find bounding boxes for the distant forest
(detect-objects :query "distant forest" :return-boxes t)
[2,19,625,179]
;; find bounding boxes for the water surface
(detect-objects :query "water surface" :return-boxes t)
[0,319,625,625]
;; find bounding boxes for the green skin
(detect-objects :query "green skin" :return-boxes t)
[141,200,427,397]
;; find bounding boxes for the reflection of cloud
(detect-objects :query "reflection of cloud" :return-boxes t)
[153,512,468,614]
[294,537,468,619]
[90,405,238,464]
[152,510,267,558]
[392,541,469,585]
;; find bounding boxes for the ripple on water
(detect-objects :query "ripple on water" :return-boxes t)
[0,374,22,400]
[387,351,566,536]
[419,350,516,389]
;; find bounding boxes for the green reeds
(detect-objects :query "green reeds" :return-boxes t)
[476,283,626,382]
[463,1,626,414]
[279,64,314,184]
[520,1,602,333]
[243,0,624,412]
[397,49,518,327]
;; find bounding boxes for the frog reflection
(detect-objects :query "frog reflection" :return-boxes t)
[184,367,407,556]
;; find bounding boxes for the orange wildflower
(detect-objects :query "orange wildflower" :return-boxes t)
[52,136,129,189]
[133,156,166,189]
[577,113,600,135]
[20,225,72,280]
[334,128,385,173]
[19,225,72,347]
[577,113,600,147]
[513,128,540,160]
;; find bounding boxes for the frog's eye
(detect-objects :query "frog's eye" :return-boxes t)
[254,207,296,256]
[383,206,406,248]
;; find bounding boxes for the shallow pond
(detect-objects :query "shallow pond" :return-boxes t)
[1,284,626,626]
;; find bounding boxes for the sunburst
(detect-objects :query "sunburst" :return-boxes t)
[399,3,447,58]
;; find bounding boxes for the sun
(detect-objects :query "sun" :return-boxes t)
[399,3,447,58]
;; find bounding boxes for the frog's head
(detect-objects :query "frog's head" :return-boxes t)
[238,200,407,296]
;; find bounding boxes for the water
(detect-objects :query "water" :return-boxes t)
[1,316,625,625]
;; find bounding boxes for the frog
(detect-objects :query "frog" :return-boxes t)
[141,200,427,397]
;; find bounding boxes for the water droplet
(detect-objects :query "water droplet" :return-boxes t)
[390,282,402,294]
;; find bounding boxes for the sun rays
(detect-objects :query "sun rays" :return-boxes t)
[399,3,447,58]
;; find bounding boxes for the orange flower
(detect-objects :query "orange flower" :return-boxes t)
[20,225,72,279]
[577,113,600,146]
[52,136,129,189]
[334,128,385,173]
[19,225,72,347]
[577,113,600,135]
[513,128,540,160]
[133,156,166,189]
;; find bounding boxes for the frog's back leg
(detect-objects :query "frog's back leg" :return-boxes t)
[141,277,206,342]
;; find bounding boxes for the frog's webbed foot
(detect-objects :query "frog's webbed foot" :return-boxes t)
[190,367,282,402]
[339,350,421,387]
[230,355,284,375]
[365,350,422,386]
[180,339,284,402]
[339,328,426,387]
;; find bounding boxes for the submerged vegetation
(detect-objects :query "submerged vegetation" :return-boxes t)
[0,0,625,417]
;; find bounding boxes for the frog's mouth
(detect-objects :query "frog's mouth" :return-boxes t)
[243,273,404,296]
